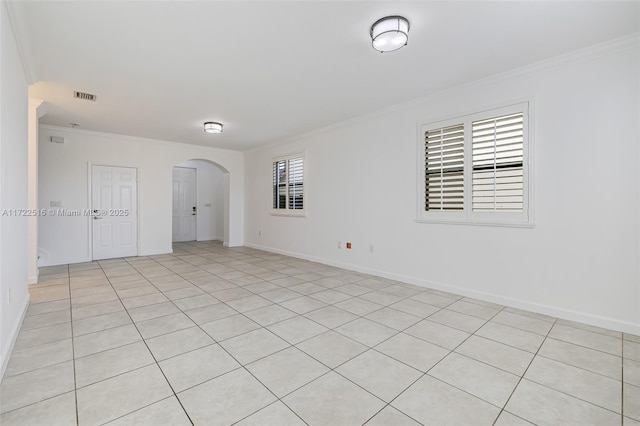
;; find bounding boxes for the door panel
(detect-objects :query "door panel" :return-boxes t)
[92,165,138,260]
[172,167,197,242]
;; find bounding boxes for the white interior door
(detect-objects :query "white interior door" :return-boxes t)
[91,165,138,260]
[172,167,197,242]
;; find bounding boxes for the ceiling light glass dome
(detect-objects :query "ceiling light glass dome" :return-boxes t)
[370,16,410,53]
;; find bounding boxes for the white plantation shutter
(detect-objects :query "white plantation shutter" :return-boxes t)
[472,113,524,212]
[288,157,304,210]
[424,124,464,211]
[273,160,287,209]
[272,154,305,214]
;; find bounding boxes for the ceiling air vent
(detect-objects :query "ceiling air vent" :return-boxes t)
[73,91,97,102]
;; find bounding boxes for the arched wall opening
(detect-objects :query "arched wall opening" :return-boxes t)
[171,158,230,246]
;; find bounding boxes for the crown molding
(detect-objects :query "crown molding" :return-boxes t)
[38,124,241,155]
[4,1,37,84]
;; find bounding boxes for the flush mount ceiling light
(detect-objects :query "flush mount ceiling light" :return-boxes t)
[203,122,223,134]
[370,15,410,53]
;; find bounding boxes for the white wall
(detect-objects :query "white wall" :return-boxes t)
[38,127,244,266]
[245,36,640,334]
[0,0,30,378]
[176,159,225,241]
[27,99,42,284]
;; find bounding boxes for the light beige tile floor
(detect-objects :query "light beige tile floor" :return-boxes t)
[0,241,638,425]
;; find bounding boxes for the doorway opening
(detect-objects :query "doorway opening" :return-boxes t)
[172,159,227,243]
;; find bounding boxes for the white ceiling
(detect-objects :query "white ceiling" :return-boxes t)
[10,1,639,151]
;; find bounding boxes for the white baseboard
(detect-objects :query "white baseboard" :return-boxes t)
[196,236,220,242]
[38,256,91,268]
[245,243,640,335]
[0,293,30,381]
[138,248,172,257]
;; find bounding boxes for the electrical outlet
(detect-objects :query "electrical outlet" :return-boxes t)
[346,242,352,249]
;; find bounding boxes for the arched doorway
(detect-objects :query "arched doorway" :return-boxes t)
[172,159,229,245]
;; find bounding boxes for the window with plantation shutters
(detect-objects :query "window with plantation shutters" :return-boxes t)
[288,157,304,210]
[418,102,532,226]
[273,160,287,209]
[272,154,305,216]
[472,113,523,212]
[425,124,464,211]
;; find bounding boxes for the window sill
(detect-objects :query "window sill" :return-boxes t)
[271,210,306,218]
[415,218,535,228]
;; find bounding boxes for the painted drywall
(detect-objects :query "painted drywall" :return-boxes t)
[0,0,30,378]
[244,36,640,334]
[27,99,42,284]
[38,127,244,266]
[176,160,225,241]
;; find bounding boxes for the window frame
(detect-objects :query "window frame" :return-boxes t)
[271,152,306,217]
[417,101,534,227]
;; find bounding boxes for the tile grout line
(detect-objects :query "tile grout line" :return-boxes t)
[492,316,558,425]
[23,276,472,371]
[138,252,313,426]
[137,245,511,424]
[366,303,510,424]
[66,264,80,426]
[249,279,465,424]
[510,323,627,418]
[533,350,623,381]
[139,247,416,424]
[512,370,624,418]
[133,249,366,355]
[96,259,196,426]
[126,254,307,424]
[163,244,506,423]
